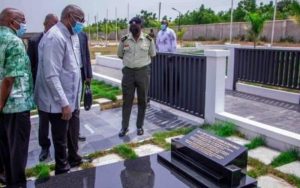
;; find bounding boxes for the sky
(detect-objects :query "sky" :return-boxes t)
[1,0,272,32]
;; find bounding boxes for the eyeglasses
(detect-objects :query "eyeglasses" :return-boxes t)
[71,14,85,23]
[13,18,26,25]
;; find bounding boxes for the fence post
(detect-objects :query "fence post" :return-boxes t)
[204,50,229,124]
[225,44,240,90]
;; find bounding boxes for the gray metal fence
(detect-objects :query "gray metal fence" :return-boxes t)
[234,48,300,90]
[149,53,207,118]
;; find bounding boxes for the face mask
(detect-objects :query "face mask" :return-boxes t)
[161,24,167,31]
[130,25,140,36]
[72,21,84,34]
[14,21,27,37]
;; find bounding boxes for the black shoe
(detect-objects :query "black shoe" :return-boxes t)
[118,128,129,137]
[78,135,86,142]
[39,148,50,162]
[137,128,144,136]
[69,158,92,168]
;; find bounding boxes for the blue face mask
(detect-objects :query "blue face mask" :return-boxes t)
[161,24,167,31]
[72,21,84,34]
[15,22,27,37]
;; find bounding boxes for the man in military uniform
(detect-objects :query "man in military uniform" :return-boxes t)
[117,17,156,137]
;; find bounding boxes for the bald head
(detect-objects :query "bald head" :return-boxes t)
[0,8,25,28]
[44,13,58,33]
[60,5,84,34]
[61,5,84,21]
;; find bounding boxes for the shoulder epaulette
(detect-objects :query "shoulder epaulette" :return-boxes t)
[121,35,128,42]
[146,34,152,42]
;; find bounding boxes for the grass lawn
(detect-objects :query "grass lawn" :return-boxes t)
[91,80,121,101]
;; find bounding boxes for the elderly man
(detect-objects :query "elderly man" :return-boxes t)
[156,19,177,53]
[35,4,86,174]
[27,13,58,162]
[117,17,156,137]
[0,8,35,186]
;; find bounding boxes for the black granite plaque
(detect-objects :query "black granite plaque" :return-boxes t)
[158,128,257,187]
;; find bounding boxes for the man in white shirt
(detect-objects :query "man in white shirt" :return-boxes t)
[156,20,177,53]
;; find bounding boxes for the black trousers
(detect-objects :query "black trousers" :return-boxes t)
[0,111,31,186]
[47,112,69,174]
[122,65,150,129]
[45,110,81,174]
[0,143,4,174]
[67,109,82,163]
[38,110,51,150]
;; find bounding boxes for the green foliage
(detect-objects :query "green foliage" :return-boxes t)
[290,0,300,24]
[271,150,299,167]
[202,121,237,137]
[175,5,221,25]
[26,163,50,179]
[245,12,267,46]
[113,144,138,160]
[245,137,265,150]
[136,10,160,28]
[91,80,121,101]
[176,29,186,45]
[152,127,196,149]
[84,18,128,35]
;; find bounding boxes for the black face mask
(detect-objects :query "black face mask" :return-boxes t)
[130,25,140,36]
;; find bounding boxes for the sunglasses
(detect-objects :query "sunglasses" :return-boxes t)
[71,14,85,23]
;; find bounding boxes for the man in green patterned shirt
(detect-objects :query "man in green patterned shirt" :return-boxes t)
[0,8,35,187]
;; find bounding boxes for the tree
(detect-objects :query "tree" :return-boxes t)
[136,10,160,28]
[290,0,300,24]
[233,0,256,21]
[245,12,267,47]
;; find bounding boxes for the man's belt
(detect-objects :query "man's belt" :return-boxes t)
[124,64,149,71]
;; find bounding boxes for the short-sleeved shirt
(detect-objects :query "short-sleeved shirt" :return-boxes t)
[0,26,35,113]
[117,32,156,68]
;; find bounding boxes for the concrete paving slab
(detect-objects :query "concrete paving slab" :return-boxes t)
[248,146,280,165]
[276,161,300,178]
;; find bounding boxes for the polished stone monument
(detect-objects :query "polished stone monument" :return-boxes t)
[158,129,257,188]
[28,129,257,188]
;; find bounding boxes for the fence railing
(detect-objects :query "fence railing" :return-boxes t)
[149,53,207,118]
[234,48,300,90]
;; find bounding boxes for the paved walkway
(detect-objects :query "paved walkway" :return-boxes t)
[225,90,300,134]
[92,64,300,135]
[28,104,197,167]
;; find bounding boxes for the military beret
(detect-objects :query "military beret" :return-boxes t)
[129,17,143,25]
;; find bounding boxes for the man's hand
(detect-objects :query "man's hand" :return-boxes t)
[62,105,72,120]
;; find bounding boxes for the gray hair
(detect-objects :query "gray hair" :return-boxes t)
[61,5,83,20]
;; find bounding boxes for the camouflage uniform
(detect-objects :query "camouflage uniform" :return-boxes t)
[0,26,35,113]
[0,26,34,185]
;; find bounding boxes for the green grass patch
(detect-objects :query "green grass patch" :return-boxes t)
[152,127,196,149]
[248,157,300,187]
[26,163,50,179]
[271,150,299,168]
[202,121,237,137]
[113,144,138,160]
[245,137,265,150]
[247,157,268,178]
[91,80,121,101]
